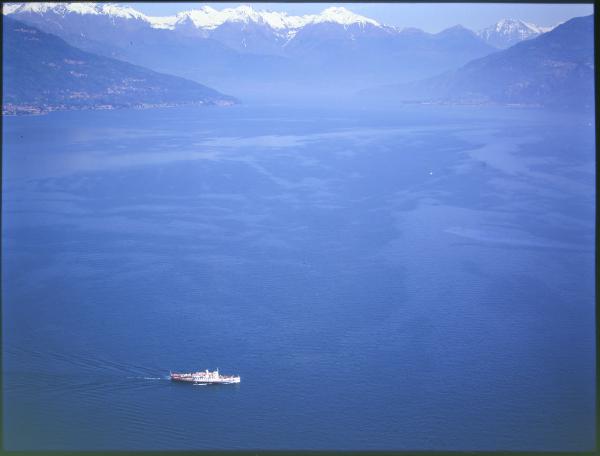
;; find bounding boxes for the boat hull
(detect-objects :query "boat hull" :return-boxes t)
[171,377,240,385]
[170,370,240,385]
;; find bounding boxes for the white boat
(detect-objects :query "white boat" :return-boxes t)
[170,369,240,385]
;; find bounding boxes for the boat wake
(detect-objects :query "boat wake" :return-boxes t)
[126,376,166,381]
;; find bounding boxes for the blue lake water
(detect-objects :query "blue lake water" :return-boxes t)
[2,103,596,451]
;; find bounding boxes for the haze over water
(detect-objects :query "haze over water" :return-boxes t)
[2,103,596,450]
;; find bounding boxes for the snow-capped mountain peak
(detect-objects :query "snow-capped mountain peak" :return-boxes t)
[175,5,302,30]
[311,7,380,26]
[477,18,557,48]
[98,3,148,20]
[3,3,382,31]
[494,18,542,35]
[149,4,381,31]
[3,2,148,20]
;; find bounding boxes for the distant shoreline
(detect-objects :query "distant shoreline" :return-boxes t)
[2,99,238,117]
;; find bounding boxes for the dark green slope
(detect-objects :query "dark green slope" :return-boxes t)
[2,17,237,114]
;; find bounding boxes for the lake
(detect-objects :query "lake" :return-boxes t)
[2,103,595,451]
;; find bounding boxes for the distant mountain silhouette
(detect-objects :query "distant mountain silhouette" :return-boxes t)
[4,3,497,99]
[361,15,593,109]
[3,17,236,114]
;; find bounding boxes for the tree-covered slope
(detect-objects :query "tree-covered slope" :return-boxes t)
[2,17,237,114]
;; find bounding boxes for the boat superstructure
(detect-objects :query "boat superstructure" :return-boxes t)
[170,369,240,384]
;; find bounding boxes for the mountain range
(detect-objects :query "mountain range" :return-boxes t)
[2,3,593,111]
[361,15,594,109]
[4,3,554,99]
[4,3,555,51]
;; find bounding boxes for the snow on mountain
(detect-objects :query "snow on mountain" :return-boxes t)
[99,3,147,20]
[145,14,179,30]
[1,2,504,99]
[3,2,148,20]
[2,4,21,14]
[308,7,380,27]
[477,18,557,48]
[3,3,381,31]
[149,5,380,31]
[164,5,300,30]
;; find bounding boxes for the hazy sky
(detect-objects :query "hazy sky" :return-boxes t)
[123,3,593,32]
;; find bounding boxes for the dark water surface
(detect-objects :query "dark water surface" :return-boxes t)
[2,104,595,450]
